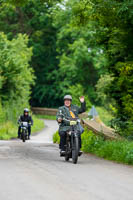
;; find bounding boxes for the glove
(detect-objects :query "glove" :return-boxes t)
[70,121,77,125]
[58,118,62,123]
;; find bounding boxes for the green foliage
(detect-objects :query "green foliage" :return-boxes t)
[53,1,106,104]
[69,84,92,109]
[0,0,107,108]
[111,118,133,137]
[0,100,6,124]
[81,129,104,153]
[95,74,114,108]
[0,1,62,108]
[31,115,45,133]
[0,32,34,121]
[1,0,133,139]
[96,106,113,127]
[69,0,133,135]
[111,62,133,119]
[81,128,133,165]
[53,130,60,144]
[0,121,17,140]
[4,0,60,6]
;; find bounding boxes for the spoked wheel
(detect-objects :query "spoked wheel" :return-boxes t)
[72,137,79,164]
[22,131,26,142]
[65,141,71,162]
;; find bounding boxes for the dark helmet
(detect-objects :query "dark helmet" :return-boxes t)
[64,95,72,101]
[24,108,29,113]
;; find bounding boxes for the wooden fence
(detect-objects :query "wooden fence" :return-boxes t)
[32,107,121,140]
[31,107,57,116]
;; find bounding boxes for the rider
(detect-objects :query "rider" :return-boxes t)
[18,108,33,140]
[56,95,86,154]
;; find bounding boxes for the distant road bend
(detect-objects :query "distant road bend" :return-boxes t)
[0,119,133,200]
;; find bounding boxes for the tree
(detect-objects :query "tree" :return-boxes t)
[0,33,34,121]
[0,0,63,107]
[70,0,133,134]
[53,0,107,104]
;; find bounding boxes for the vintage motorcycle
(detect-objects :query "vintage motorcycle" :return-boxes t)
[19,122,29,142]
[60,117,82,164]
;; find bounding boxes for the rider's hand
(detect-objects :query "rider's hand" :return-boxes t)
[58,118,62,123]
[79,96,85,103]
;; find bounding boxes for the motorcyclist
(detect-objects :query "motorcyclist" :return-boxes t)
[56,95,86,154]
[18,108,33,140]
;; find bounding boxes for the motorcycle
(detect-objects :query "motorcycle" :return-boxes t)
[19,122,29,142]
[60,117,82,164]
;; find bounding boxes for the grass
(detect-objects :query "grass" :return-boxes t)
[35,114,56,120]
[81,128,133,165]
[53,130,60,144]
[32,115,45,133]
[0,115,44,140]
[53,128,133,165]
[0,121,18,140]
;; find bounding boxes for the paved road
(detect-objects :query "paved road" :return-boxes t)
[0,119,133,200]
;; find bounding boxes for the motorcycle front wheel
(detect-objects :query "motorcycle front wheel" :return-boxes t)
[65,141,70,161]
[21,130,26,142]
[72,136,79,164]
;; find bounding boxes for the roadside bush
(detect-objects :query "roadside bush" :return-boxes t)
[0,121,17,140]
[32,115,44,133]
[81,128,133,165]
[53,130,60,144]
[0,32,35,123]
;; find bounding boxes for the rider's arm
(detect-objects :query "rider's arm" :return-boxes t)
[56,108,70,125]
[29,116,33,125]
[77,101,86,114]
[18,116,22,124]
[56,108,63,123]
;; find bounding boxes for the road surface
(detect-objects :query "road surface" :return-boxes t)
[0,119,133,200]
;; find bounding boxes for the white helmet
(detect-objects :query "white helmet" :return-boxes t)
[24,108,29,113]
[64,95,72,101]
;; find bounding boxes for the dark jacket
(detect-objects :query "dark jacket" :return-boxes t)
[18,115,33,125]
[56,102,86,132]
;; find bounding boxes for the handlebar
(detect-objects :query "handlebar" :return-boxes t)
[18,122,33,126]
[58,117,80,126]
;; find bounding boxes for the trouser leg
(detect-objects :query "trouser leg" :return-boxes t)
[59,131,66,151]
[28,126,31,136]
[77,131,82,149]
[79,135,82,149]
[18,126,21,137]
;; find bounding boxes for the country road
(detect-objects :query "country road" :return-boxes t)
[0,120,133,200]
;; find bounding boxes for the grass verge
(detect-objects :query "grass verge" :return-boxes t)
[0,115,44,140]
[31,115,45,133]
[53,128,133,165]
[53,130,60,144]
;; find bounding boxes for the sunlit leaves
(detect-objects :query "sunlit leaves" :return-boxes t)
[0,32,34,104]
